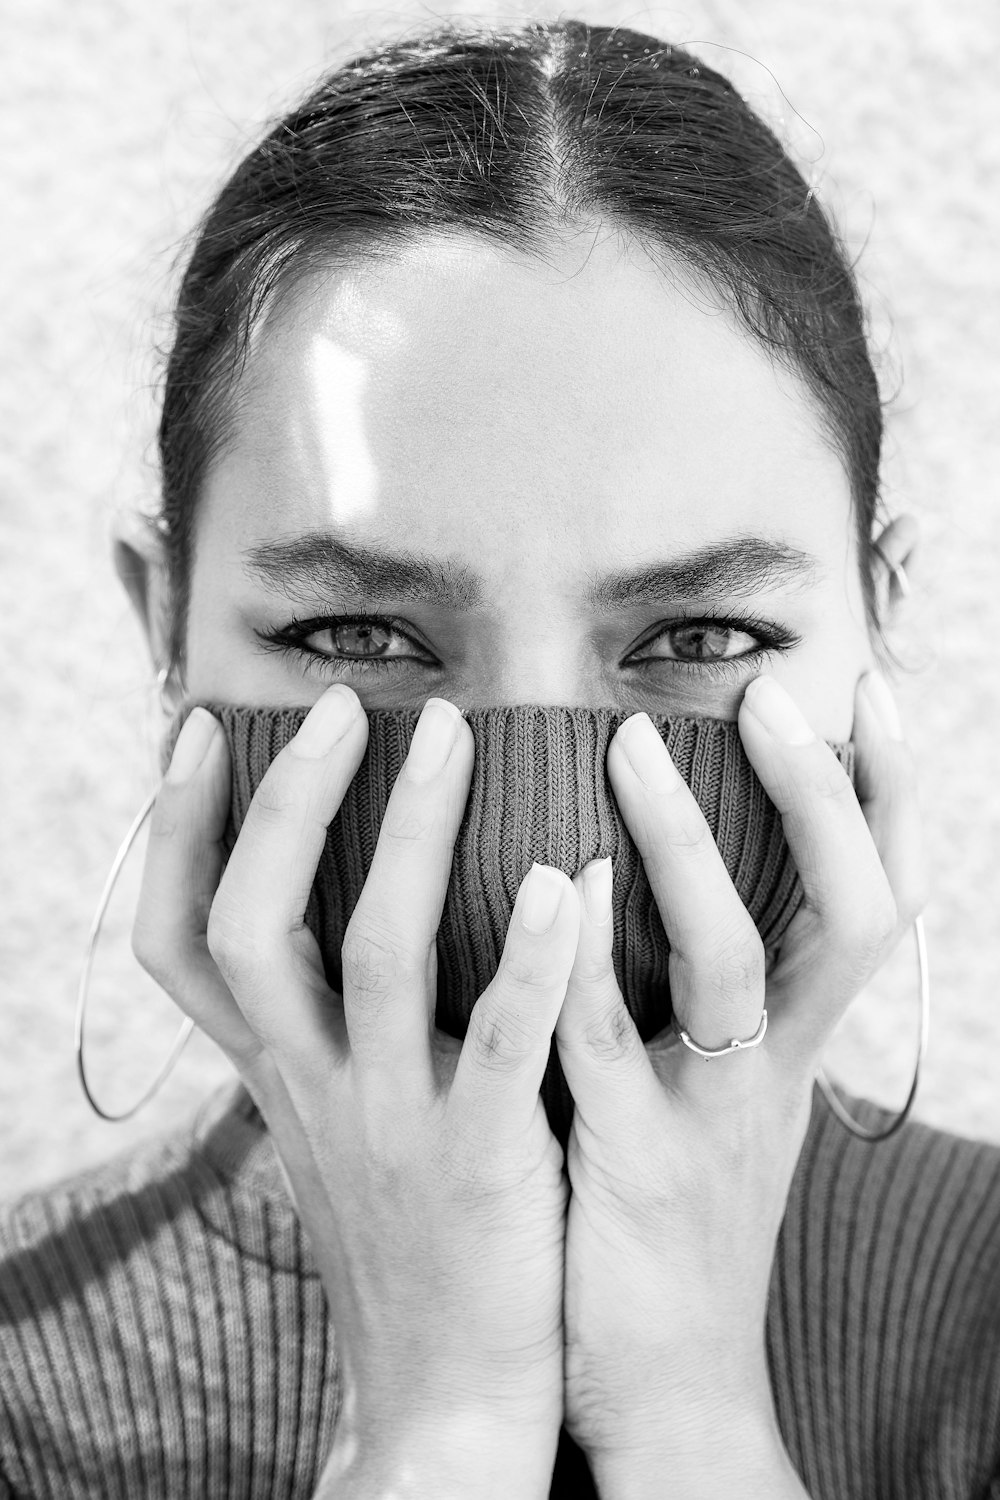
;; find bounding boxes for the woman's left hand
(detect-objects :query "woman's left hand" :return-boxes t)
[555,671,925,1499]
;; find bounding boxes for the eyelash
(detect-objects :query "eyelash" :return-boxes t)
[256,612,435,679]
[625,610,801,681]
[255,609,801,680]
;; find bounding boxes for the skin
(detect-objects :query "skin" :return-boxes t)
[115,226,924,1498]
[122,225,915,729]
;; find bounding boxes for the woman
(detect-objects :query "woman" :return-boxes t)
[2,16,998,1499]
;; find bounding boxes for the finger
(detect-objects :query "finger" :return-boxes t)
[607,713,766,1060]
[206,685,368,1065]
[851,672,928,937]
[340,698,473,1080]
[738,674,898,1050]
[132,707,259,1065]
[449,863,579,1137]
[555,859,661,1136]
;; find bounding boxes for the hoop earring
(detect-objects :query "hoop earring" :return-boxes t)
[75,787,195,1122]
[816,915,929,1143]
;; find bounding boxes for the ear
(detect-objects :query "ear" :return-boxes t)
[110,510,185,713]
[871,511,920,619]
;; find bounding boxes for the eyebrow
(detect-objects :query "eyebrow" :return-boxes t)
[588,538,819,608]
[242,531,484,609]
[242,531,818,610]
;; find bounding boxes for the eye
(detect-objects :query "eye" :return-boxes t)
[640,621,761,663]
[623,612,801,677]
[255,613,438,676]
[306,619,419,660]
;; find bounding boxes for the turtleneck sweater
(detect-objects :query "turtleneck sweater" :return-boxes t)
[198,704,855,1144]
[1,1080,998,1499]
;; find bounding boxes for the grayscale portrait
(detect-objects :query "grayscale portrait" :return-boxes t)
[2,3,998,1496]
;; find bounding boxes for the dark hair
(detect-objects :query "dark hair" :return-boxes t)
[157,17,883,672]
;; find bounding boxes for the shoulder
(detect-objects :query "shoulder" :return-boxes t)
[0,1078,324,1376]
[0,1080,305,1296]
[2,1117,196,1260]
[791,1088,1000,1286]
[0,1084,337,1497]
[782,1088,1000,1335]
[770,1088,1000,1496]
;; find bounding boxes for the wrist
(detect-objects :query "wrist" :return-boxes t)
[587,1398,807,1500]
[319,1401,560,1500]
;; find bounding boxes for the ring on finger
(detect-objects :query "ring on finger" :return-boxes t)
[672,1008,768,1060]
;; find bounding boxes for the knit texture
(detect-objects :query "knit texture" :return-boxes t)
[163,705,853,1136]
[1,1083,999,1498]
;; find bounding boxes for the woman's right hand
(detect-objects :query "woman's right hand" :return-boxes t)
[131,687,576,1500]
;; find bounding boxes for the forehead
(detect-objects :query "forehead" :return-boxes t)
[203,228,851,570]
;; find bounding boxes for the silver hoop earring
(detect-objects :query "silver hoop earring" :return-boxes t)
[816,915,929,1143]
[75,788,195,1122]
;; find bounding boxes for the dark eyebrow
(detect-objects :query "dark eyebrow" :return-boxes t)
[242,531,483,609]
[244,530,817,612]
[588,538,819,608]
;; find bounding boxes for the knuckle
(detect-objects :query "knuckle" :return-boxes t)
[665,804,713,858]
[831,886,898,973]
[809,755,855,805]
[499,952,565,997]
[685,921,764,1006]
[341,919,419,998]
[147,795,183,846]
[130,917,174,989]
[863,890,900,955]
[466,1002,538,1071]
[707,960,761,1014]
[711,936,766,1007]
[860,886,899,949]
[206,900,266,990]
[247,775,296,830]
[570,955,617,1004]
[582,999,638,1062]
[379,801,436,849]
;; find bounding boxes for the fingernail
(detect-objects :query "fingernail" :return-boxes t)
[520,863,565,935]
[861,672,904,741]
[166,708,217,784]
[290,685,359,758]
[619,714,682,793]
[404,699,462,784]
[743,675,815,745]
[580,858,613,927]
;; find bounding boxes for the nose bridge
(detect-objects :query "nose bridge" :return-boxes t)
[455,509,618,706]
[463,598,608,708]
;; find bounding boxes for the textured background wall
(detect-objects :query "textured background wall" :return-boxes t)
[2,0,998,1198]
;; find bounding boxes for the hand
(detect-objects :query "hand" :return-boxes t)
[131,688,576,1500]
[554,672,924,1498]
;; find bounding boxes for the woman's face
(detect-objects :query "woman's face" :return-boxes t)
[182,228,874,738]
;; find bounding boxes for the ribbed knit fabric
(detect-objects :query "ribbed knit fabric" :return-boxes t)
[164,705,853,1137]
[1,1082,998,1499]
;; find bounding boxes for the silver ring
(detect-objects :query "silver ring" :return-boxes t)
[672,1008,768,1060]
